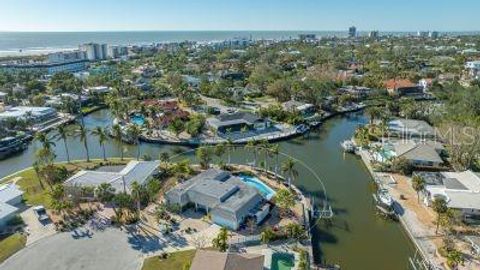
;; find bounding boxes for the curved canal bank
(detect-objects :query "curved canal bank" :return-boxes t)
[0,109,415,269]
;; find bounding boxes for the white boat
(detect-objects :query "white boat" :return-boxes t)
[341,140,356,153]
[296,124,310,134]
[376,189,393,208]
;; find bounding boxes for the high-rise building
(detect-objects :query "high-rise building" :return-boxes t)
[80,43,108,61]
[348,26,357,38]
[429,31,439,39]
[47,51,86,63]
[100,44,108,60]
[417,31,429,38]
[107,45,119,59]
[299,34,316,42]
[369,30,379,38]
[80,43,94,61]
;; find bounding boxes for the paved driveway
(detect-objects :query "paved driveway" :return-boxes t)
[20,206,56,245]
[0,228,149,270]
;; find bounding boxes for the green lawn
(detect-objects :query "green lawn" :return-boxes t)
[0,233,27,263]
[142,249,196,270]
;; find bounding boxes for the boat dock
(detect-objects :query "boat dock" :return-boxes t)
[357,149,444,270]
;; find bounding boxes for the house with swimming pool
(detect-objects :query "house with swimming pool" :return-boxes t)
[374,139,445,169]
[207,112,271,135]
[165,169,274,230]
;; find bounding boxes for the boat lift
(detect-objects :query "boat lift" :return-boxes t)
[310,197,334,219]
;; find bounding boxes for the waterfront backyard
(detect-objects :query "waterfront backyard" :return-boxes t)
[0,111,415,270]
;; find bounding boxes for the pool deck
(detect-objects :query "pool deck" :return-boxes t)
[232,165,315,269]
[245,242,301,270]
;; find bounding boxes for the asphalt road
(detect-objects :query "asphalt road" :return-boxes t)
[0,228,145,270]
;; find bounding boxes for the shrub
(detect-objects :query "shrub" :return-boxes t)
[6,215,24,227]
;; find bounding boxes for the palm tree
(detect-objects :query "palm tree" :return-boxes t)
[32,161,45,190]
[95,183,115,204]
[34,132,55,152]
[271,144,281,178]
[91,126,108,161]
[281,158,298,187]
[126,124,142,160]
[54,125,73,163]
[112,124,124,161]
[196,147,212,170]
[354,126,370,147]
[212,227,229,252]
[365,106,382,125]
[75,124,90,162]
[261,140,271,172]
[130,181,142,216]
[226,139,233,164]
[159,152,170,170]
[432,197,448,234]
[275,188,295,217]
[49,184,67,216]
[412,175,425,203]
[246,140,258,167]
[260,227,275,245]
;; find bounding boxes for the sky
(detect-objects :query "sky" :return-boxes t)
[0,0,479,32]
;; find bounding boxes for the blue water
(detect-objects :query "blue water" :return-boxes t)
[4,30,475,57]
[131,115,145,126]
[0,31,339,56]
[271,253,295,270]
[239,175,276,200]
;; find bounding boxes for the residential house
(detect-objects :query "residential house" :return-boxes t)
[84,86,112,95]
[387,119,436,139]
[0,184,24,229]
[207,112,271,134]
[0,106,58,128]
[414,170,480,222]
[386,140,444,168]
[165,169,270,230]
[281,100,319,121]
[64,160,160,195]
[465,61,480,79]
[385,79,424,96]
[337,86,373,99]
[190,250,265,270]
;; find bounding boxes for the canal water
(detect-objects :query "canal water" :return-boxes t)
[0,109,414,269]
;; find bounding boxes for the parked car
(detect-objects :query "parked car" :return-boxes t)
[33,205,49,222]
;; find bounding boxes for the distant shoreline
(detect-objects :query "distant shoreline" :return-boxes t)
[1,30,479,57]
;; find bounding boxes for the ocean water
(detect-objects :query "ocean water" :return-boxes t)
[0,31,342,56]
[0,30,477,57]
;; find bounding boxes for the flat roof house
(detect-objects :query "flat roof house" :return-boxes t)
[64,160,160,194]
[387,119,436,139]
[282,100,315,115]
[0,184,24,229]
[414,170,480,222]
[165,169,268,230]
[190,250,265,270]
[0,106,59,130]
[207,112,271,134]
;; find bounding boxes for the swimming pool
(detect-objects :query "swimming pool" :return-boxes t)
[131,115,145,126]
[239,175,276,200]
[271,253,295,270]
[373,149,396,163]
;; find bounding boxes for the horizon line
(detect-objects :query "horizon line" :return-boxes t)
[1,29,480,33]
